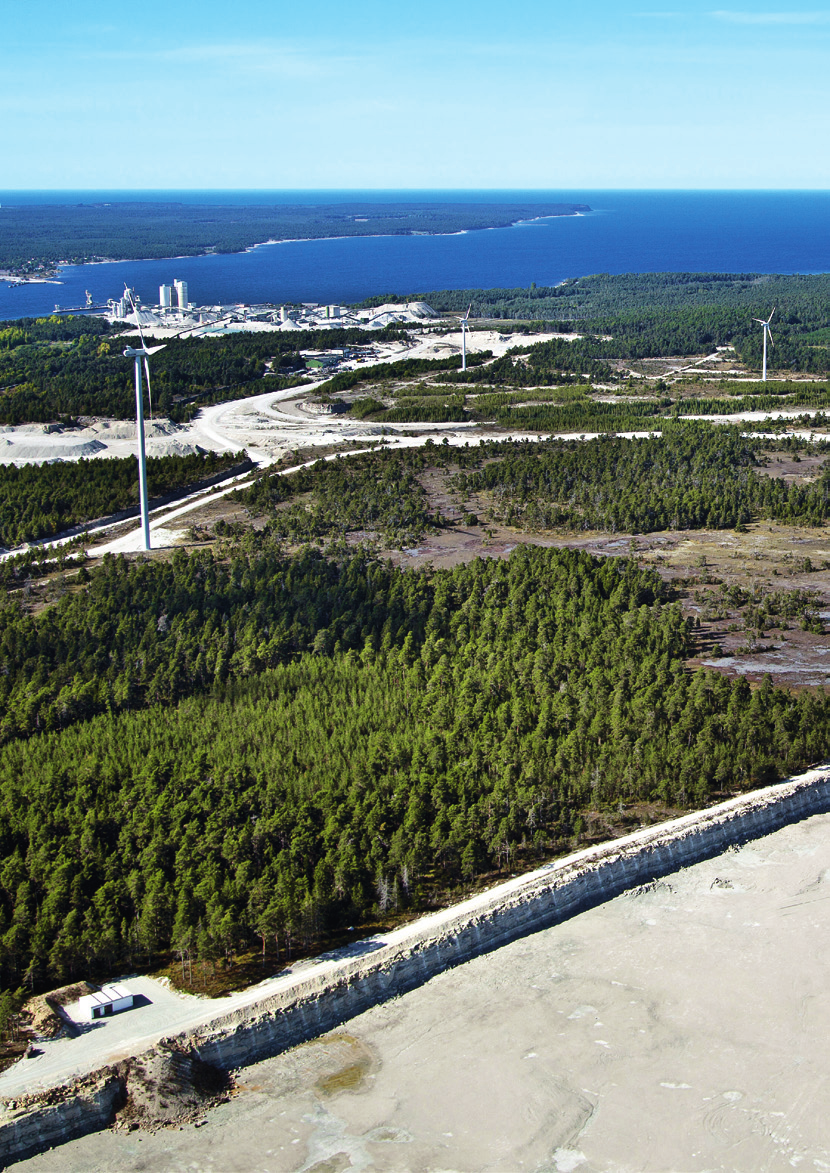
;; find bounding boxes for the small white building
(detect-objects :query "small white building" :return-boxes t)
[77,983,134,1022]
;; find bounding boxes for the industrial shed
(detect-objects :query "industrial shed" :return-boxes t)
[77,983,134,1021]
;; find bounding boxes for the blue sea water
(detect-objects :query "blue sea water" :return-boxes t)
[1,190,829,321]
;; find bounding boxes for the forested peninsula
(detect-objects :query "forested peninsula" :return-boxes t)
[0,201,589,278]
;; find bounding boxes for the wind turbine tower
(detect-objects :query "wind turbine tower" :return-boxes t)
[753,308,775,382]
[123,290,166,551]
[461,303,472,372]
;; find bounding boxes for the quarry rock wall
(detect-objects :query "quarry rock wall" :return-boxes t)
[187,768,830,1070]
[0,1074,122,1167]
[3,767,830,1165]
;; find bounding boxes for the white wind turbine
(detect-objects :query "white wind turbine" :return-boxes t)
[752,307,775,382]
[461,303,472,372]
[123,289,166,551]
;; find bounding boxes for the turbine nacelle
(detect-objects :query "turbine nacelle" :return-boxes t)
[123,344,166,358]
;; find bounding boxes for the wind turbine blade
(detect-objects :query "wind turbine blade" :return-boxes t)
[767,327,774,348]
[768,307,776,324]
[143,355,153,420]
[145,344,167,356]
[126,287,149,351]
[752,319,765,325]
[464,303,472,321]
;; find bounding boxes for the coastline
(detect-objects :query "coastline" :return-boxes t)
[0,273,62,286]
[1,207,589,285]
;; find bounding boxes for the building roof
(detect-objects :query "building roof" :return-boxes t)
[101,983,132,1000]
[78,983,132,1008]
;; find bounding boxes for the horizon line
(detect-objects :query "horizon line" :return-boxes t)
[3,187,830,194]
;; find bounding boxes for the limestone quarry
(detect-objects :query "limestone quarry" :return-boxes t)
[4,766,830,1170]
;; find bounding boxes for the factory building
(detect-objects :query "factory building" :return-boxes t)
[116,289,138,318]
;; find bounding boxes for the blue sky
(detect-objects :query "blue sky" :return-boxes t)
[3,1,829,188]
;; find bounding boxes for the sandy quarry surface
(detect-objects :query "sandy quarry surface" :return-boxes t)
[19,808,830,1173]
[2,321,825,474]
[1,400,821,471]
[0,328,553,471]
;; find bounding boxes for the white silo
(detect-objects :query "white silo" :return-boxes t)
[159,284,173,308]
[174,279,188,310]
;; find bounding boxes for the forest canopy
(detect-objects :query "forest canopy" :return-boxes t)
[0,539,828,993]
[360,273,830,373]
[0,450,246,548]
[0,317,404,424]
[238,426,830,542]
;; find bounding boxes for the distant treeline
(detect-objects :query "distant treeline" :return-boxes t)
[0,451,245,548]
[0,201,589,273]
[362,273,830,373]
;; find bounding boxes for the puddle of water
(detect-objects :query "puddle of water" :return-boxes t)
[316,1061,371,1096]
[307,1034,376,1099]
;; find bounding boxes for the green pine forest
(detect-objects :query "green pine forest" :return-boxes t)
[0,451,246,548]
[1,426,830,993]
[2,272,830,999]
[236,426,830,543]
[1,540,829,992]
[0,318,407,425]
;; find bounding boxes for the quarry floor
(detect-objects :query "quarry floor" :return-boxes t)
[18,809,830,1173]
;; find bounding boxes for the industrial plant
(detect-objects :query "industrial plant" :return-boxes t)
[105,284,437,335]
